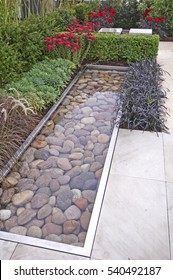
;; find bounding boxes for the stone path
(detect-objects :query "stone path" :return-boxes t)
[0,69,125,246]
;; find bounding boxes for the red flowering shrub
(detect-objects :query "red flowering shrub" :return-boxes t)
[144,8,153,18]
[139,8,166,39]
[89,6,116,28]
[44,19,100,65]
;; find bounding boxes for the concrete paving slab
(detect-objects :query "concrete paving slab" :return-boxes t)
[110,129,165,181]
[163,133,173,183]
[0,239,17,260]
[91,174,170,260]
[11,244,89,260]
[166,182,173,259]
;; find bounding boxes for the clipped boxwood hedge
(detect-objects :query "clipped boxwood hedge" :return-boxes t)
[87,34,159,63]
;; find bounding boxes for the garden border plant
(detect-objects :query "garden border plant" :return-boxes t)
[7,58,76,112]
[87,33,159,63]
[0,94,38,170]
[117,58,169,133]
[139,7,167,39]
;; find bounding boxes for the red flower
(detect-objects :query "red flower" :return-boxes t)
[144,8,152,18]
[160,17,165,22]
[65,44,71,49]
[57,39,64,45]
[104,7,109,14]
[147,17,153,22]
[88,12,98,19]
[107,17,113,23]
[44,19,99,56]
[44,37,52,43]
[47,45,54,50]
[155,18,160,23]
[110,8,116,17]
[98,12,103,17]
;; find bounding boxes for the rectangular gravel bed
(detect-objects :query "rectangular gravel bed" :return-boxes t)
[0,66,126,257]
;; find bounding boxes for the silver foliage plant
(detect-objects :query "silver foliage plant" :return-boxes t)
[118,59,169,133]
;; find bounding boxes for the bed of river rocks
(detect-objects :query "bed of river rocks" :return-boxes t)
[0,69,125,246]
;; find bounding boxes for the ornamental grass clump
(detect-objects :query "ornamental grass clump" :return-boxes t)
[119,59,169,133]
[0,93,38,169]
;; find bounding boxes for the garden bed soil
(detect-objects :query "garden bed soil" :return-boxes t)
[161,37,173,42]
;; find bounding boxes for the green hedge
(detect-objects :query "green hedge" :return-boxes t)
[87,33,159,62]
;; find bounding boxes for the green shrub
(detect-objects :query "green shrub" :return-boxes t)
[87,0,141,29]
[0,21,48,86]
[0,8,76,87]
[73,3,90,23]
[7,59,76,112]
[137,0,173,36]
[88,33,159,63]
[153,0,173,36]
[44,8,76,31]
[0,39,26,85]
[113,0,141,29]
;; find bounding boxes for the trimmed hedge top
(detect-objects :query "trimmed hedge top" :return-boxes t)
[88,33,159,63]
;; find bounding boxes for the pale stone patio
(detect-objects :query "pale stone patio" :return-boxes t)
[0,42,173,260]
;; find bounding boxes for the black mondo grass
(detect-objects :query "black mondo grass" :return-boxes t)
[117,59,169,133]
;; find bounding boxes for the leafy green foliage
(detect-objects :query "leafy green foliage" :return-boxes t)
[137,0,173,36]
[118,59,169,132]
[7,59,76,112]
[73,3,90,23]
[88,33,159,63]
[113,0,141,29]
[0,0,18,25]
[0,40,25,85]
[137,0,154,14]
[0,8,76,87]
[88,0,141,29]
[44,8,76,31]
[153,0,173,36]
